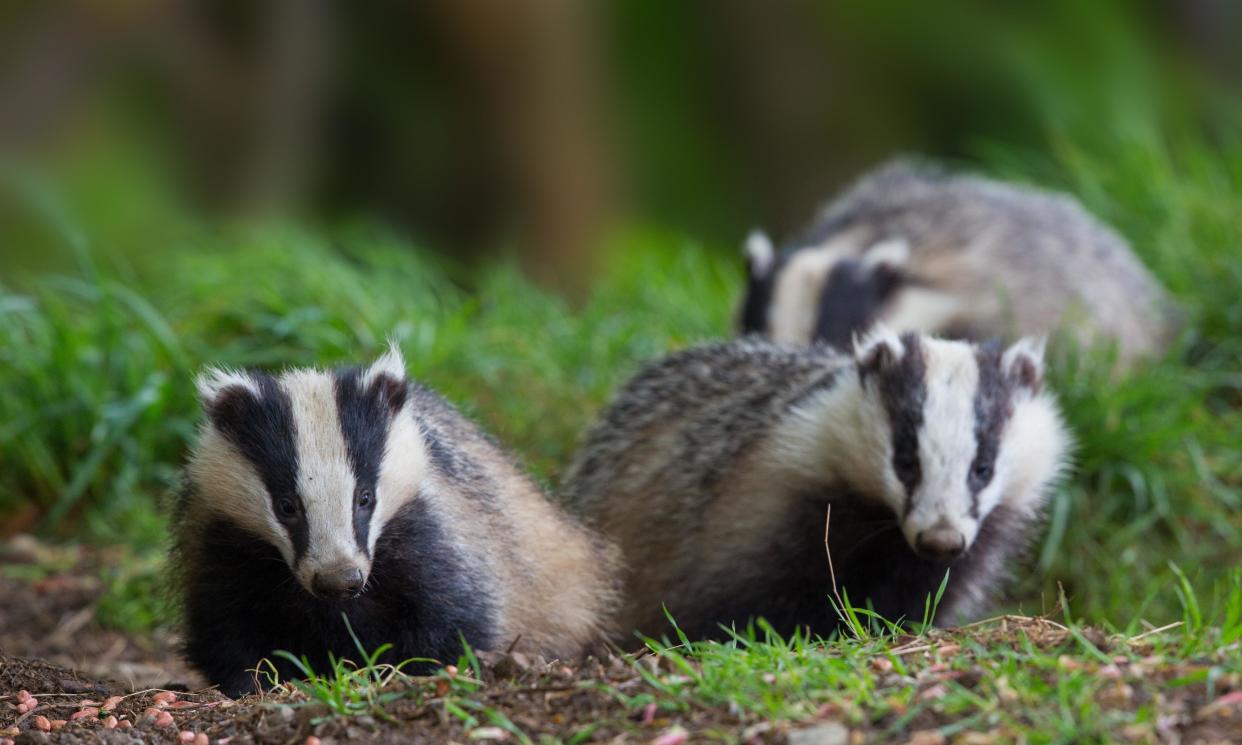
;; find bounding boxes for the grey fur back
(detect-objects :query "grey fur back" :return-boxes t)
[764,159,1179,363]
[562,340,848,517]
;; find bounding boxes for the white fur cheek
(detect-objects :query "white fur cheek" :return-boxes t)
[998,395,1072,512]
[368,412,429,554]
[973,479,1006,520]
[188,430,296,565]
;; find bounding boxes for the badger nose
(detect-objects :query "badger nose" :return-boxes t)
[311,566,364,600]
[915,528,966,562]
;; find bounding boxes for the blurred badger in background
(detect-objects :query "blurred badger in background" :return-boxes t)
[739,160,1180,367]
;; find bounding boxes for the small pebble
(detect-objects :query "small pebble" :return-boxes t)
[102,696,125,712]
[33,716,51,732]
[104,716,118,729]
[652,728,689,745]
[180,731,197,743]
[195,734,209,745]
[16,691,32,705]
[156,711,176,728]
[1,737,13,745]
[306,737,322,745]
[143,707,163,722]
[641,702,657,725]
[444,664,457,678]
[153,691,178,704]
[15,703,29,715]
[118,720,133,729]
[50,720,67,731]
[70,707,100,721]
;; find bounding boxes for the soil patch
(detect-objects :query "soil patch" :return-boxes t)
[2,538,1241,743]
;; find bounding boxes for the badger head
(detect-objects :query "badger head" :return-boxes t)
[738,230,909,348]
[851,327,1070,561]
[188,344,427,601]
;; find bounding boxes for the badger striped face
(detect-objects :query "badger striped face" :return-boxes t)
[739,232,911,347]
[189,346,427,600]
[854,328,1069,561]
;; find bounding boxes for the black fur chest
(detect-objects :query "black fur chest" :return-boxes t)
[181,502,497,697]
[668,494,1026,641]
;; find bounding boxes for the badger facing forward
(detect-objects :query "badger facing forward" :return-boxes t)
[562,329,1070,642]
[740,160,1178,366]
[172,346,618,696]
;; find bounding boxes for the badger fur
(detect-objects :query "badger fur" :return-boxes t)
[562,329,1071,642]
[172,346,618,697]
[739,160,1179,366]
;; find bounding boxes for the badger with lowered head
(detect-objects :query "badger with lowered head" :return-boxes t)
[173,346,618,697]
[740,160,1178,366]
[563,329,1070,642]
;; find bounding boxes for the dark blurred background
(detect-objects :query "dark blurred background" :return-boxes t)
[3,0,1237,288]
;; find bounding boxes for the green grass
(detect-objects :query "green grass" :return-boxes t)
[259,615,451,723]
[630,570,1242,742]
[224,571,1242,743]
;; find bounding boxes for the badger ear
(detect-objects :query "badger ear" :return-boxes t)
[365,341,406,381]
[853,323,905,377]
[195,367,260,410]
[1003,336,1046,393]
[363,341,409,412]
[860,238,910,272]
[744,230,775,279]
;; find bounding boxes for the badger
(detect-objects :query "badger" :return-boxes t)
[561,329,1071,642]
[739,159,1179,366]
[171,346,618,697]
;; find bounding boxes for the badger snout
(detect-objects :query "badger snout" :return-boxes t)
[914,524,966,562]
[310,564,366,601]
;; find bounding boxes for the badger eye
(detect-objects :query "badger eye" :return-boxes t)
[357,489,373,508]
[277,498,298,518]
[971,462,994,484]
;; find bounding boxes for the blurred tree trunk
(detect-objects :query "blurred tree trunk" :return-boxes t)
[1161,0,1241,87]
[152,0,330,213]
[698,0,904,240]
[428,0,615,297]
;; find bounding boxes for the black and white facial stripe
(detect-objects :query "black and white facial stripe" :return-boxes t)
[813,259,903,349]
[740,230,909,347]
[967,342,1017,516]
[854,329,1048,561]
[195,347,424,600]
[858,332,927,515]
[204,376,308,560]
[335,366,409,555]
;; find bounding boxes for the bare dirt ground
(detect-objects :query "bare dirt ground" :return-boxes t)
[2,536,1241,744]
